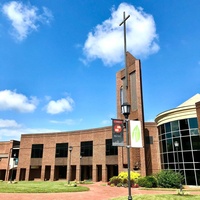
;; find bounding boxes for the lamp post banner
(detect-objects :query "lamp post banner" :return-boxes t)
[130,120,143,148]
[112,119,124,146]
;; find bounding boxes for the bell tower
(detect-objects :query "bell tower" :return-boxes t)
[116,52,146,176]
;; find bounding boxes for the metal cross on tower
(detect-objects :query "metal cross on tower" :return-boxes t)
[119,12,130,90]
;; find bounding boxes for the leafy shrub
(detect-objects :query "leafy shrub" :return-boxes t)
[123,183,128,188]
[109,171,140,187]
[156,170,184,188]
[109,176,121,186]
[138,177,146,187]
[144,176,157,188]
[117,183,122,187]
[145,176,157,188]
[118,171,140,185]
[138,176,157,188]
[131,171,140,180]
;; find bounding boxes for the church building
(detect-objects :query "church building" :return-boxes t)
[0,53,199,185]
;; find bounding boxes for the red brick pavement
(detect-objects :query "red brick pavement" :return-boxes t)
[0,182,199,200]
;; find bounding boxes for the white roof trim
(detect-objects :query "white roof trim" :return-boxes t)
[178,93,200,107]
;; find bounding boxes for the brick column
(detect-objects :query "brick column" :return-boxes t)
[102,164,107,182]
[50,166,54,181]
[15,167,20,181]
[77,165,81,181]
[25,168,30,181]
[41,165,45,181]
[92,165,97,182]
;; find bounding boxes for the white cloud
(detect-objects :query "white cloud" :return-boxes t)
[0,90,38,112]
[0,119,21,128]
[83,3,159,66]
[50,118,83,125]
[46,97,74,114]
[0,126,61,141]
[146,118,155,122]
[0,128,22,141]
[2,1,53,41]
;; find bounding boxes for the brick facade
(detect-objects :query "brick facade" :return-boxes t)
[16,126,117,182]
[0,52,162,182]
[13,123,159,182]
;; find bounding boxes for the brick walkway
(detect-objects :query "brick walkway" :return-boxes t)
[0,182,199,200]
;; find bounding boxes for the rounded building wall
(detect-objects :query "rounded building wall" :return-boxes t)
[155,105,197,126]
[155,105,200,185]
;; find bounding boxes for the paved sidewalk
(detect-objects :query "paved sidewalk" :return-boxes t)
[0,182,199,200]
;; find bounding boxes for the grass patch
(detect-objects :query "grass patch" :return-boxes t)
[78,180,93,184]
[0,181,89,193]
[139,187,200,192]
[112,194,200,200]
[139,187,176,191]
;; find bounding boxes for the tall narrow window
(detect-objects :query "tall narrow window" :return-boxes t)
[130,72,137,111]
[120,86,124,106]
[31,144,43,158]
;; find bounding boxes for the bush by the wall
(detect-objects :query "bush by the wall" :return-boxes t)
[118,171,140,185]
[138,176,157,188]
[109,171,140,187]
[156,170,184,188]
[145,176,157,188]
[109,176,121,186]
[138,177,146,187]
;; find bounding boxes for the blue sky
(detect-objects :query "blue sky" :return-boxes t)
[0,0,200,141]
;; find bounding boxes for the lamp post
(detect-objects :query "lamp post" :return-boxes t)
[80,155,82,181]
[67,146,73,184]
[174,141,182,192]
[121,102,132,200]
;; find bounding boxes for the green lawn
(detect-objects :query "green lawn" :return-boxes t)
[0,181,89,193]
[112,194,200,200]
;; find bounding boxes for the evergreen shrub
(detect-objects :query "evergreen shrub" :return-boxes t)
[156,170,184,188]
[138,176,157,188]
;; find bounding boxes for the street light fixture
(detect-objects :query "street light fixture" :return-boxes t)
[121,102,132,200]
[80,155,82,181]
[69,146,73,152]
[67,146,73,184]
[121,102,131,120]
[174,141,182,192]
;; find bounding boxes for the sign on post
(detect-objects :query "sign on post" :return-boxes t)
[112,119,124,146]
[130,120,143,148]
